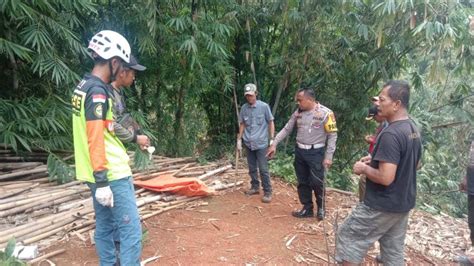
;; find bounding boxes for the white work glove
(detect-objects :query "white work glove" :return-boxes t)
[237,139,242,151]
[95,186,114,207]
[147,146,155,160]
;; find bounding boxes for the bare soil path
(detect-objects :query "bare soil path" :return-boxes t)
[44,178,439,265]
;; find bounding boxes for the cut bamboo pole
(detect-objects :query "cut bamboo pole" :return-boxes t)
[21,218,94,246]
[0,165,47,181]
[197,164,232,181]
[56,198,91,213]
[0,162,43,170]
[0,183,39,199]
[27,249,66,265]
[18,217,77,245]
[0,190,71,211]
[212,181,243,191]
[0,180,36,188]
[0,186,72,205]
[175,171,206,177]
[0,187,89,216]
[26,193,88,213]
[0,214,77,246]
[184,163,218,171]
[136,194,165,207]
[171,163,191,177]
[0,207,93,240]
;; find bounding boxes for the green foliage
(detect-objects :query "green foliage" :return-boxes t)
[0,0,472,218]
[0,0,94,98]
[47,153,75,184]
[0,97,72,153]
[269,154,297,184]
[132,147,155,171]
[0,238,26,266]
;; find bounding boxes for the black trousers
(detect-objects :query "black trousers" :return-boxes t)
[294,146,325,210]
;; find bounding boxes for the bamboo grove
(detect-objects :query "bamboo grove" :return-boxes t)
[0,0,473,216]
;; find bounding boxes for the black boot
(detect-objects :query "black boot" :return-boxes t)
[292,208,314,218]
[317,207,325,220]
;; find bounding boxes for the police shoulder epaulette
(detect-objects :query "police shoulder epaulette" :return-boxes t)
[319,104,332,114]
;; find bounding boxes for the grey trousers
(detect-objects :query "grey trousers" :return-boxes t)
[335,203,409,265]
[245,146,272,193]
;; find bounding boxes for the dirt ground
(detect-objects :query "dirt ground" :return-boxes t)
[42,178,442,265]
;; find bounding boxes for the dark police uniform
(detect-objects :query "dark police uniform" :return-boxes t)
[273,103,338,215]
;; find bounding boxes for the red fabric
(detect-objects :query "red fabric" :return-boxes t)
[134,174,214,197]
[368,124,385,154]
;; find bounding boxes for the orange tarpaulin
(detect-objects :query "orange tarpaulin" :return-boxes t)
[134,174,215,197]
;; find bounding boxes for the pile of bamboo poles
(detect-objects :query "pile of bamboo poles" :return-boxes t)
[0,147,245,253]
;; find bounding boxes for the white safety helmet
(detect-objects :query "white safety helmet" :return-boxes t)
[88,30,131,63]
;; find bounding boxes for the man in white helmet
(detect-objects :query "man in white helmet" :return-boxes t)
[71,30,141,265]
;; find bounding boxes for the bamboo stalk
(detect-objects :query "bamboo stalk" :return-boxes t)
[212,181,244,191]
[0,162,43,170]
[0,207,93,240]
[56,198,92,213]
[0,186,74,205]
[26,193,88,213]
[0,165,47,181]
[21,218,94,246]
[171,163,191,177]
[0,183,39,199]
[0,213,78,244]
[73,224,95,235]
[183,163,218,171]
[0,187,89,216]
[136,194,165,207]
[0,180,36,187]
[0,190,70,211]
[197,164,233,181]
[175,171,206,177]
[18,217,77,245]
[27,249,66,265]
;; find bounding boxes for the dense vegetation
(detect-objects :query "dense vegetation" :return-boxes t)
[0,0,472,217]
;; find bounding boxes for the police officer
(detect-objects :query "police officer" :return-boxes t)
[267,88,337,220]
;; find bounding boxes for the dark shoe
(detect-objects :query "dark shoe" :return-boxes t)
[261,193,272,203]
[291,208,314,218]
[317,208,325,220]
[245,188,259,195]
[375,255,383,264]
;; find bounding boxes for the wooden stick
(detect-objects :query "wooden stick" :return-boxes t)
[233,148,240,192]
[326,187,354,195]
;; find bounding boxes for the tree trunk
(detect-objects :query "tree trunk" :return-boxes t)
[272,64,291,115]
[173,84,185,156]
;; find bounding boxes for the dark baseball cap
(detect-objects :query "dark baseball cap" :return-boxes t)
[124,55,146,71]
